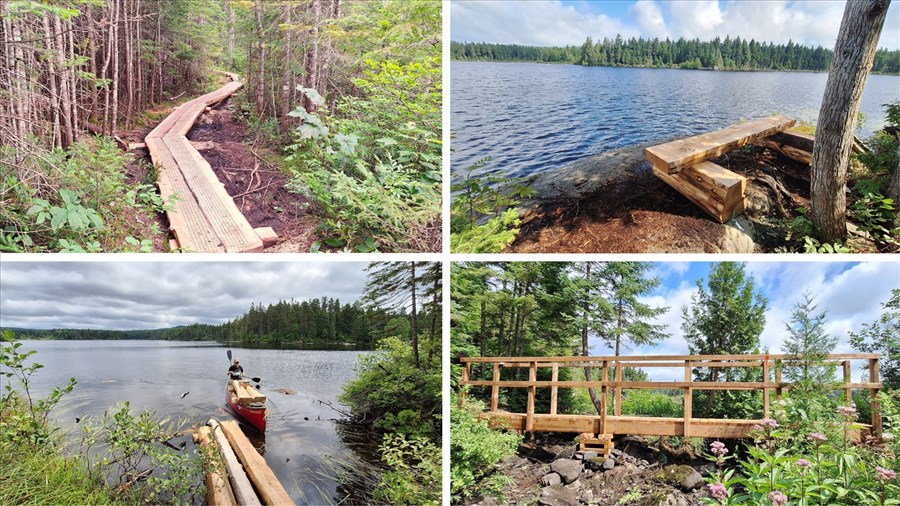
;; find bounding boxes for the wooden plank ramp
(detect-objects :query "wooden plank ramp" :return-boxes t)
[146,73,273,252]
[197,418,296,506]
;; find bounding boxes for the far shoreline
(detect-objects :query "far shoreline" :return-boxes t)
[450,58,900,76]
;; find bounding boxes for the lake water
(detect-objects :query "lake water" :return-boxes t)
[451,61,900,179]
[15,340,374,505]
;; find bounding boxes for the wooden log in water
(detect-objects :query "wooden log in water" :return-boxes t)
[220,420,295,506]
[196,426,237,506]
[208,418,262,506]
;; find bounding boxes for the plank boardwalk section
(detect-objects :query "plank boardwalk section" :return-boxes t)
[146,73,273,252]
[644,115,797,222]
[194,418,295,506]
[460,354,882,456]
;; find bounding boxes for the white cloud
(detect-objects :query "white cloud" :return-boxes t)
[451,1,639,46]
[630,0,668,39]
[451,1,900,50]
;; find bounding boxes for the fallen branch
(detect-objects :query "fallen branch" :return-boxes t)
[233,181,280,199]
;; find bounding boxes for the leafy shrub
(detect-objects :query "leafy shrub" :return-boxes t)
[851,192,899,249]
[450,159,535,253]
[450,395,521,500]
[0,137,167,252]
[339,337,441,439]
[286,57,441,252]
[376,433,441,506]
[621,390,683,418]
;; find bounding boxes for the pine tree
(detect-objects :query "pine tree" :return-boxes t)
[782,292,838,384]
[850,289,900,389]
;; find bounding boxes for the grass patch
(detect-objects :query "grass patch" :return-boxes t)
[0,440,123,506]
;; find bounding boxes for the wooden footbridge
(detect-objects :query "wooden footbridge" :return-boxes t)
[459,354,882,455]
[146,72,276,252]
[194,418,294,505]
[644,115,815,223]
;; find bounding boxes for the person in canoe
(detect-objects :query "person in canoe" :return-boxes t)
[227,358,244,380]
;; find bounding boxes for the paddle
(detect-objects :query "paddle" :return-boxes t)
[226,349,261,383]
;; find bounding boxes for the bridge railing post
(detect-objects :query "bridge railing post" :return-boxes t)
[491,363,500,412]
[550,363,559,415]
[763,358,770,419]
[614,363,623,416]
[684,360,692,438]
[460,361,470,402]
[775,364,782,400]
[600,360,608,434]
[526,361,536,432]
[871,358,882,436]
[842,360,852,404]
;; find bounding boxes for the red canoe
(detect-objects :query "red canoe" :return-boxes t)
[226,381,267,432]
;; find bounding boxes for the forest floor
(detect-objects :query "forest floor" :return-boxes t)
[507,141,880,253]
[188,98,319,252]
[121,94,318,252]
[464,434,712,506]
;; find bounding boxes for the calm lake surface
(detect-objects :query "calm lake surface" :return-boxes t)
[451,61,900,179]
[18,340,373,505]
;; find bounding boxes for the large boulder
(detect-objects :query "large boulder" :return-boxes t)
[539,484,580,506]
[550,459,583,484]
[656,464,704,491]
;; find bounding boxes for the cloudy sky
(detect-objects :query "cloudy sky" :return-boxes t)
[451,1,900,50]
[0,261,371,330]
[588,261,899,377]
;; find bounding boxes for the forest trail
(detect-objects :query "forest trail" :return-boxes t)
[146,72,274,252]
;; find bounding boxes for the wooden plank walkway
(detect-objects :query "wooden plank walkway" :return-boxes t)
[460,354,882,454]
[645,115,796,174]
[146,73,270,252]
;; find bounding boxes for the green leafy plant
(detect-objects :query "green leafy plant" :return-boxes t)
[450,159,535,253]
[450,395,522,501]
[376,433,441,506]
[851,193,899,249]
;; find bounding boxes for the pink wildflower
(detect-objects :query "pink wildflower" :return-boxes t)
[876,466,897,482]
[797,458,812,469]
[809,432,827,442]
[707,482,728,500]
[753,424,763,431]
[761,418,779,428]
[837,405,857,418]
[769,491,788,506]
[710,441,729,457]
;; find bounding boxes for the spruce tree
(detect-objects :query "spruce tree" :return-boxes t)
[682,262,768,418]
[782,292,838,384]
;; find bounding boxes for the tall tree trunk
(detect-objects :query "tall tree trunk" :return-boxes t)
[110,0,120,136]
[124,0,133,127]
[42,14,61,148]
[101,0,114,133]
[135,0,142,113]
[410,262,420,369]
[54,14,74,149]
[254,0,265,117]
[304,0,320,113]
[280,1,293,132]
[225,1,235,67]
[811,0,890,242]
[156,0,162,104]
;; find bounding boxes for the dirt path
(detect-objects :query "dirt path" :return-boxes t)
[187,99,318,252]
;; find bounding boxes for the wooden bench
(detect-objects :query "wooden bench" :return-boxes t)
[146,74,276,252]
[645,115,796,222]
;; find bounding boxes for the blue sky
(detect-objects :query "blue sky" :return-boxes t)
[451,1,900,50]
[591,261,899,381]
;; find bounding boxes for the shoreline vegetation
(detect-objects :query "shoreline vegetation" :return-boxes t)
[450,38,900,74]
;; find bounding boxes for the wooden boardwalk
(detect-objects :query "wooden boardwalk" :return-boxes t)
[644,116,797,222]
[146,73,274,252]
[460,354,882,455]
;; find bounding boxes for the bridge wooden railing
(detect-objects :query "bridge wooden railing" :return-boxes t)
[459,354,882,440]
